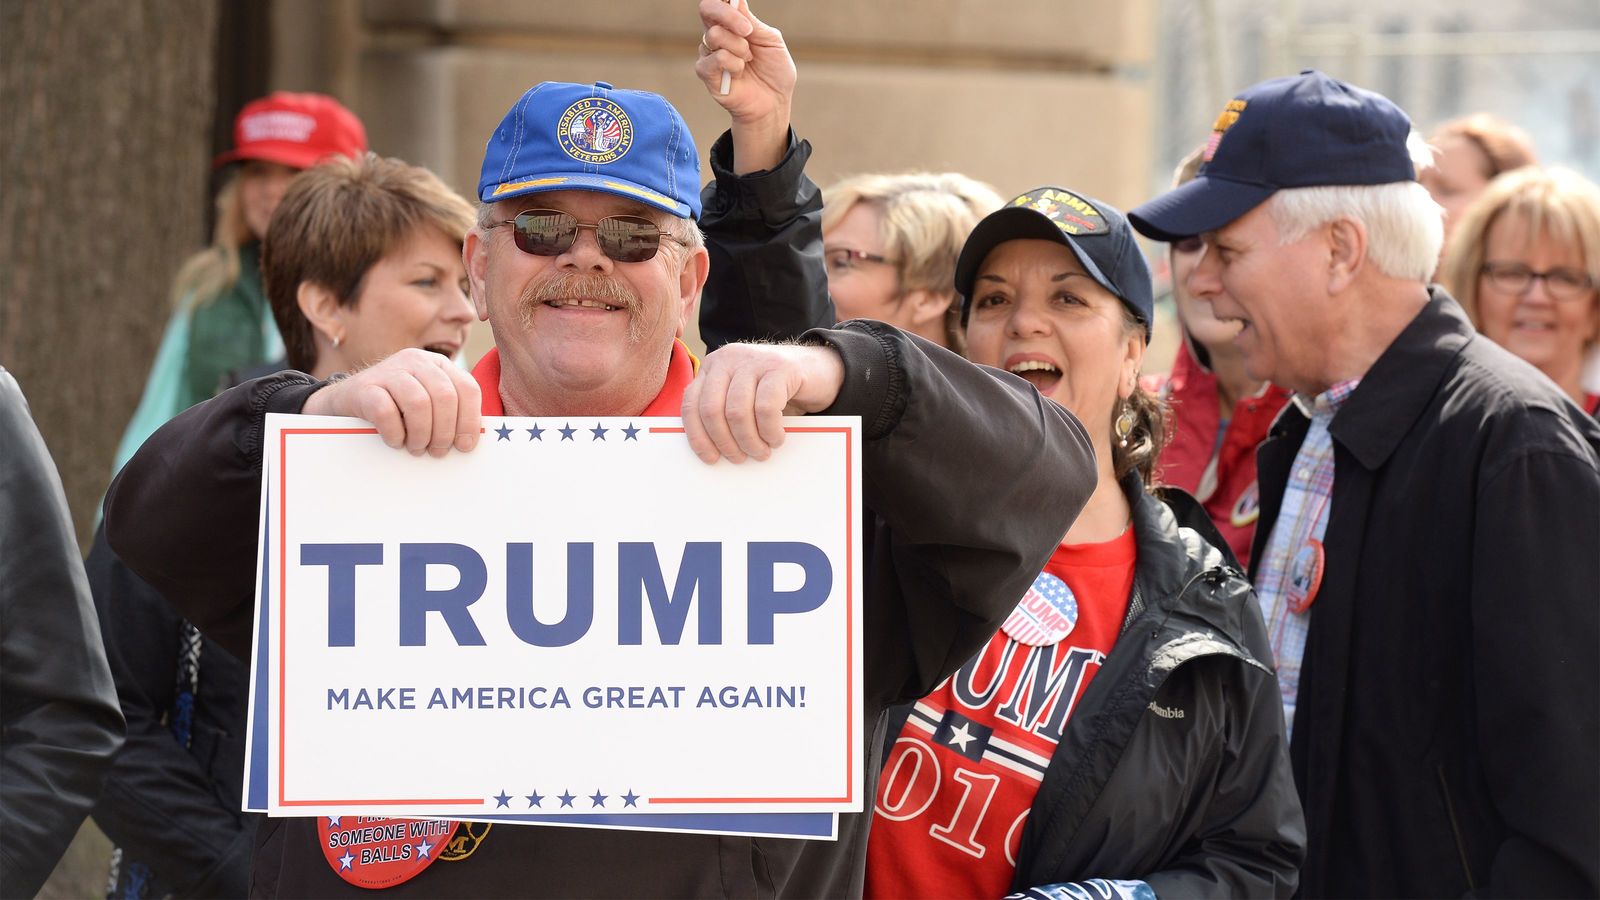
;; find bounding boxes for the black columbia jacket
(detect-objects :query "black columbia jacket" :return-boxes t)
[1252,289,1600,898]
[1008,480,1304,897]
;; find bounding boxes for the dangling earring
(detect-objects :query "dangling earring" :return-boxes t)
[1115,402,1136,447]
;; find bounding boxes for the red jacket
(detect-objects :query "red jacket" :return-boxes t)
[1147,339,1290,569]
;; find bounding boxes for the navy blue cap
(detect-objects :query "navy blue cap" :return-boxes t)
[956,187,1154,342]
[478,81,701,219]
[1129,70,1416,242]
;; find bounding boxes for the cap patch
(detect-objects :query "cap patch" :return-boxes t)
[1011,187,1108,236]
[557,98,633,165]
[241,110,317,144]
[1204,99,1248,162]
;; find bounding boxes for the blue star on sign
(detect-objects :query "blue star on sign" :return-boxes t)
[622,789,640,808]
[558,790,576,808]
[495,424,512,441]
[526,791,543,807]
[589,790,607,808]
[590,423,608,441]
[494,789,511,808]
[622,423,640,441]
[559,423,577,441]
[527,424,544,441]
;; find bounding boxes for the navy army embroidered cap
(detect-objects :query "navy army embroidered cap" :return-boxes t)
[956,187,1155,342]
[1129,70,1416,242]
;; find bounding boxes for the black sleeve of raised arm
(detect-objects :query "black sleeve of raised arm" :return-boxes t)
[0,368,126,899]
[800,322,1099,704]
[697,128,835,350]
[104,371,323,660]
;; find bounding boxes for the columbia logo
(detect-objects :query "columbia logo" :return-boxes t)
[1148,701,1185,719]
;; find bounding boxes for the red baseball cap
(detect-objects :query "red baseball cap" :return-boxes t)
[213,92,368,170]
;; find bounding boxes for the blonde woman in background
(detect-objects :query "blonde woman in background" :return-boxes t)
[1439,166,1600,416]
[821,172,1002,354]
[113,92,366,471]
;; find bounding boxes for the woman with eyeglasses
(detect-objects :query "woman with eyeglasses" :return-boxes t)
[821,173,1003,354]
[1439,166,1600,416]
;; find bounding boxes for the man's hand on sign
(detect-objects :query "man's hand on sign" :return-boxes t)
[302,348,482,457]
[681,343,845,465]
[695,0,796,175]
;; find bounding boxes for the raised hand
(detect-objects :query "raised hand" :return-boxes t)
[694,0,797,174]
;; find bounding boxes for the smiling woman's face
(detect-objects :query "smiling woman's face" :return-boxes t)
[963,238,1143,445]
[1475,212,1600,382]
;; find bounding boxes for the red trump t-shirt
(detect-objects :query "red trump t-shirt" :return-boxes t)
[865,528,1136,899]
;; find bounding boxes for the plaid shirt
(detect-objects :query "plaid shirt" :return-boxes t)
[1255,378,1359,739]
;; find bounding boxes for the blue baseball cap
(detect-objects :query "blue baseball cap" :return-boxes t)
[1129,70,1416,242]
[956,187,1155,342]
[477,81,701,219]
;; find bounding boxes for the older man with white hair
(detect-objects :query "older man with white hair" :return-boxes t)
[1130,70,1599,898]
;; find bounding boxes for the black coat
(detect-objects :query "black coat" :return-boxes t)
[1009,478,1305,897]
[0,366,125,898]
[104,315,1098,897]
[1250,289,1600,898]
[86,525,255,898]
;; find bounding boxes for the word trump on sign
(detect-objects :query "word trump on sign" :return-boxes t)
[301,540,831,648]
[244,415,862,825]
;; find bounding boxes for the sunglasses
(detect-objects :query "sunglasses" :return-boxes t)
[492,209,687,263]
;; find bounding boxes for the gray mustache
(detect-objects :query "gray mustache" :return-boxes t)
[521,272,639,312]
[517,272,646,343]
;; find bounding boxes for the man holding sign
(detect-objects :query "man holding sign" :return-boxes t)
[106,20,1095,900]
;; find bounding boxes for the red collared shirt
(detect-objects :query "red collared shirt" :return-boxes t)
[470,340,698,416]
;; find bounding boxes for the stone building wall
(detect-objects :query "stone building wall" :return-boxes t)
[270,0,1157,359]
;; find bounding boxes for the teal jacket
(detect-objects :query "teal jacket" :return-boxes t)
[113,243,281,472]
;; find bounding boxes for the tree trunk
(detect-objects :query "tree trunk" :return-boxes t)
[0,0,218,549]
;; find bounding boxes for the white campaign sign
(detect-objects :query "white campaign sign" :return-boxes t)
[247,414,862,822]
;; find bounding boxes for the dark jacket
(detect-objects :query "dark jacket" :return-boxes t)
[1250,289,1600,898]
[698,130,836,352]
[1007,476,1305,897]
[0,366,126,898]
[86,524,255,899]
[104,314,1098,897]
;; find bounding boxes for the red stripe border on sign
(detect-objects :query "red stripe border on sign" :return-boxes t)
[276,424,856,809]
